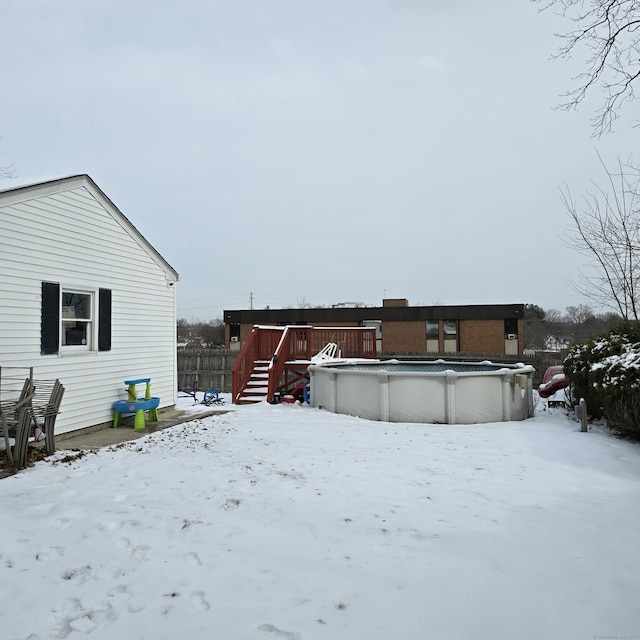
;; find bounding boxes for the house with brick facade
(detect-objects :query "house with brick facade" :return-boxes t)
[224,299,524,357]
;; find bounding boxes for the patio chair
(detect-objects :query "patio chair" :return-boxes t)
[1,377,35,469]
[31,379,65,455]
[11,402,34,469]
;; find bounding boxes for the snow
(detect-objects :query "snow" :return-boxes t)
[1,397,639,640]
[538,372,566,391]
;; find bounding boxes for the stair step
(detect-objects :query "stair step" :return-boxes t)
[237,359,272,404]
[242,386,268,394]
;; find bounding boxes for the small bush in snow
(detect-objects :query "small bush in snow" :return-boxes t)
[563,320,640,439]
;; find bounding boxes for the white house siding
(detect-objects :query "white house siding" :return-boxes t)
[0,176,178,435]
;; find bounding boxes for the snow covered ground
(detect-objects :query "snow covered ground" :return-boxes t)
[1,396,639,640]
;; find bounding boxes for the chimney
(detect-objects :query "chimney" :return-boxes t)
[382,298,409,307]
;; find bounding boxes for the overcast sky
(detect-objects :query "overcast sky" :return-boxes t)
[1,1,637,320]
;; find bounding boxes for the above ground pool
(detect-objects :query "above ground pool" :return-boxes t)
[308,359,535,424]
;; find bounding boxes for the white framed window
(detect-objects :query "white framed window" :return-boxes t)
[41,282,112,356]
[61,289,95,350]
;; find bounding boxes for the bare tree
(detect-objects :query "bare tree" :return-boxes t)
[199,318,225,348]
[561,152,640,319]
[544,308,563,323]
[565,303,595,324]
[535,0,640,136]
[177,317,225,348]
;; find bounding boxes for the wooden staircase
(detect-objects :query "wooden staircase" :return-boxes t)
[231,325,377,405]
[238,360,270,404]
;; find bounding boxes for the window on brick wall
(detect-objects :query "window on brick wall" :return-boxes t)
[426,320,439,353]
[504,318,519,354]
[504,318,518,339]
[443,320,458,353]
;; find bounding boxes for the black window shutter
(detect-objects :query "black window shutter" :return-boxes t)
[98,288,112,351]
[41,282,60,355]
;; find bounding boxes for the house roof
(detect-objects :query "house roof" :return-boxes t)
[225,303,525,324]
[0,174,179,281]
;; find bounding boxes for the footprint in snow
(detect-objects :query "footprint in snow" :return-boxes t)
[69,615,98,635]
[31,502,57,513]
[128,598,146,613]
[60,565,92,584]
[53,517,73,530]
[130,544,150,561]
[63,602,117,636]
[35,546,64,561]
[257,624,301,640]
[190,591,210,611]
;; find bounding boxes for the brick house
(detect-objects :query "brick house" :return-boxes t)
[224,299,524,357]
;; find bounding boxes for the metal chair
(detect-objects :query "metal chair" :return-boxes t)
[31,379,65,455]
[1,377,36,469]
[1,378,64,469]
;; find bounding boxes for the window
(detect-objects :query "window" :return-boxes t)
[62,291,92,348]
[426,320,438,338]
[443,319,458,353]
[504,318,518,338]
[443,320,457,337]
[426,319,439,353]
[41,283,111,355]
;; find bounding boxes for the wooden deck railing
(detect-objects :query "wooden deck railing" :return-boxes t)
[231,326,284,403]
[233,325,377,404]
[266,326,377,403]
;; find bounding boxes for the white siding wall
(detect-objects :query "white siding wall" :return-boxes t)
[0,179,178,435]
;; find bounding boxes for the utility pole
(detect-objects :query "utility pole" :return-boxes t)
[249,292,254,310]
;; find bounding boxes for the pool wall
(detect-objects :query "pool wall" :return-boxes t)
[308,359,535,424]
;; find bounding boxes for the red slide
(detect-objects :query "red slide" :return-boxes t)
[538,365,569,398]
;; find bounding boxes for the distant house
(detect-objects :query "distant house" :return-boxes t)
[0,174,179,435]
[224,298,525,356]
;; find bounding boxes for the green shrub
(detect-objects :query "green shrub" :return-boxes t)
[563,320,640,438]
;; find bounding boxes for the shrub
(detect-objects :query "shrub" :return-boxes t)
[563,320,640,438]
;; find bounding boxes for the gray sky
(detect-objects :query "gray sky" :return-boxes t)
[1,0,637,320]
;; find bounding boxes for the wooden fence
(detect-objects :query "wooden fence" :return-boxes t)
[177,349,238,393]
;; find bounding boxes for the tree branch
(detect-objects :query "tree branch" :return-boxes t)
[535,0,640,135]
